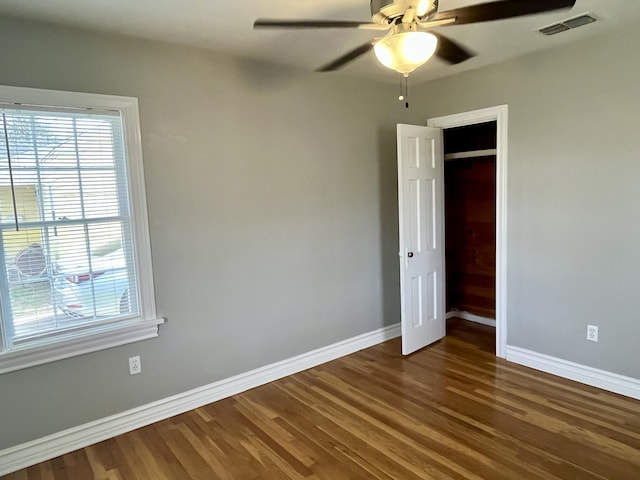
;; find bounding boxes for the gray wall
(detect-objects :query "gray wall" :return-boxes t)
[0,17,402,450]
[2,13,639,453]
[410,23,640,380]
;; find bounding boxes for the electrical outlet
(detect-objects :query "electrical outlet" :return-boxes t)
[587,325,598,342]
[129,355,142,375]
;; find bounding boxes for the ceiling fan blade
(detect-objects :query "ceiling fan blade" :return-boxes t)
[433,0,576,25]
[316,42,375,72]
[417,18,457,29]
[433,33,475,65]
[254,19,388,30]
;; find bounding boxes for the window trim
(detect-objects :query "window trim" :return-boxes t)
[0,85,164,374]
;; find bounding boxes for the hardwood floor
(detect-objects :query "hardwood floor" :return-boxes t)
[4,318,640,479]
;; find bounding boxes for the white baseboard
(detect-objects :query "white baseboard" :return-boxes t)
[0,323,401,476]
[506,346,640,401]
[446,310,496,327]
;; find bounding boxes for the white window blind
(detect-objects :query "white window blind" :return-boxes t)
[0,87,162,373]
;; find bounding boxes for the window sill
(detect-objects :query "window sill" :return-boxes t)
[0,317,165,374]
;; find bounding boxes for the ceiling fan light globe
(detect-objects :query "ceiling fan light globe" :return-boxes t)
[374,32,438,75]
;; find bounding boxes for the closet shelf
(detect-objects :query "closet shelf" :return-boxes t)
[444,149,497,161]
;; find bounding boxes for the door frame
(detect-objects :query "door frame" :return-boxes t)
[427,105,508,358]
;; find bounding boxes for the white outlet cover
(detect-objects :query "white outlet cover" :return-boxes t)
[587,325,598,342]
[129,355,142,375]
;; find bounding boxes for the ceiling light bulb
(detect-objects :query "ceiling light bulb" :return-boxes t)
[373,32,438,76]
[416,0,431,17]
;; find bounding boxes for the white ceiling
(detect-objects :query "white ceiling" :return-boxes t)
[1,0,639,83]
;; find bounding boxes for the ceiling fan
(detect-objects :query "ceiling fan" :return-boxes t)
[254,0,577,76]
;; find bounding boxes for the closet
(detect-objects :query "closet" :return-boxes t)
[443,121,497,320]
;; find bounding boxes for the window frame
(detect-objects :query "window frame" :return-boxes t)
[0,85,163,374]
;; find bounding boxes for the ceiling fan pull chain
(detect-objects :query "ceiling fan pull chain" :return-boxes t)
[404,75,410,109]
[398,75,409,108]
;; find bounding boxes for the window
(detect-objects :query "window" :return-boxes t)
[0,86,162,374]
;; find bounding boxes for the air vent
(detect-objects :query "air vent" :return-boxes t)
[538,13,597,36]
[539,24,570,36]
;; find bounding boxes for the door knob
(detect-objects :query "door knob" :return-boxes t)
[407,252,414,258]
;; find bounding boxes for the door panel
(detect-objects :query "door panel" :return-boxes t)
[397,124,445,355]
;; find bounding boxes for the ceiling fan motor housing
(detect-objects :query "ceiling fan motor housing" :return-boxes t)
[370,0,438,24]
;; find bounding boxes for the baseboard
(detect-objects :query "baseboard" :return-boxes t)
[446,310,496,327]
[506,346,640,401]
[0,323,401,476]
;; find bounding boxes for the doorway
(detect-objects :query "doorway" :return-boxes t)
[428,105,508,358]
[444,121,496,320]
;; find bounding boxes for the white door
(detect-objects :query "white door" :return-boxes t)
[397,124,445,355]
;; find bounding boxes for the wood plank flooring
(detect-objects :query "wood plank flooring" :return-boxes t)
[3,318,640,479]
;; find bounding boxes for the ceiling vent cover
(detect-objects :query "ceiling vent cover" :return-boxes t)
[538,13,597,36]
